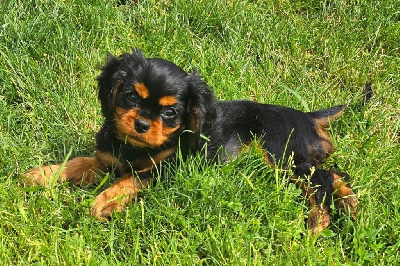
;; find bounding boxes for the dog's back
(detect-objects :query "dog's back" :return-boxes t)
[205,100,344,166]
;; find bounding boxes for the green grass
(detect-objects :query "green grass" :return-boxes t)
[1,0,399,264]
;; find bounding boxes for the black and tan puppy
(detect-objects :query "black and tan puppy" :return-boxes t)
[24,49,363,233]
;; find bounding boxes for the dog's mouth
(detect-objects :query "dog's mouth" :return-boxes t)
[127,134,145,143]
[125,133,156,148]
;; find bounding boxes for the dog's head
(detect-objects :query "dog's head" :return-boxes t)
[97,49,216,149]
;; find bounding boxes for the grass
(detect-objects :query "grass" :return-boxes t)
[0,0,399,264]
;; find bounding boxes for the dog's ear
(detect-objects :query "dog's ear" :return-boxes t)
[97,50,145,118]
[186,71,217,149]
[97,54,126,118]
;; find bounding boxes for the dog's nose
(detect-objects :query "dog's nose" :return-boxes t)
[134,119,150,133]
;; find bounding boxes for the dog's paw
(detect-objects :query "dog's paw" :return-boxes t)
[337,193,360,219]
[23,165,62,186]
[332,173,360,218]
[307,207,331,234]
[90,175,145,220]
[91,186,132,220]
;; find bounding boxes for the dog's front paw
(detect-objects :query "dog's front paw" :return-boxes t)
[91,186,131,219]
[91,175,146,220]
[23,165,62,186]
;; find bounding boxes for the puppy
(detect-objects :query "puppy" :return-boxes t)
[24,49,363,234]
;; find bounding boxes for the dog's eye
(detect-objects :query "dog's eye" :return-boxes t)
[127,93,138,103]
[163,107,176,117]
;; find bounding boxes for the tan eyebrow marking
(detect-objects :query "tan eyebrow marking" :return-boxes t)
[134,83,149,99]
[159,96,178,106]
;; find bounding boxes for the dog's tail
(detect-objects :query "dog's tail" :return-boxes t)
[308,83,372,127]
[359,82,373,109]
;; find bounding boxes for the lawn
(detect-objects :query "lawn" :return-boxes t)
[0,0,399,264]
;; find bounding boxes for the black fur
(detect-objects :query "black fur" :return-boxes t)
[94,49,365,229]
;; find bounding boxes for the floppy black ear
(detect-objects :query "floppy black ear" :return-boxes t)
[97,49,146,118]
[97,54,126,118]
[186,71,217,149]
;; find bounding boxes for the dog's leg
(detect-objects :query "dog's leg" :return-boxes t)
[23,157,107,186]
[91,172,149,219]
[292,164,334,234]
[331,171,359,217]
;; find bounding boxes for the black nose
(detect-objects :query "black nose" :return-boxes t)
[134,119,150,133]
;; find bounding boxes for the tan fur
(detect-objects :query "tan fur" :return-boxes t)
[23,157,106,186]
[158,95,177,106]
[114,106,180,148]
[290,174,331,233]
[307,206,331,234]
[332,173,359,217]
[134,83,149,99]
[312,107,345,156]
[91,174,149,219]
[290,171,359,233]
[314,108,345,128]
[314,126,335,155]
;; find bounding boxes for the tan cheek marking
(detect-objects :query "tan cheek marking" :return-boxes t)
[114,107,181,148]
[141,119,180,147]
[145,119,163,146]
[159,95,177,106]
[114,107,137,140]
[134,83,149,99]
